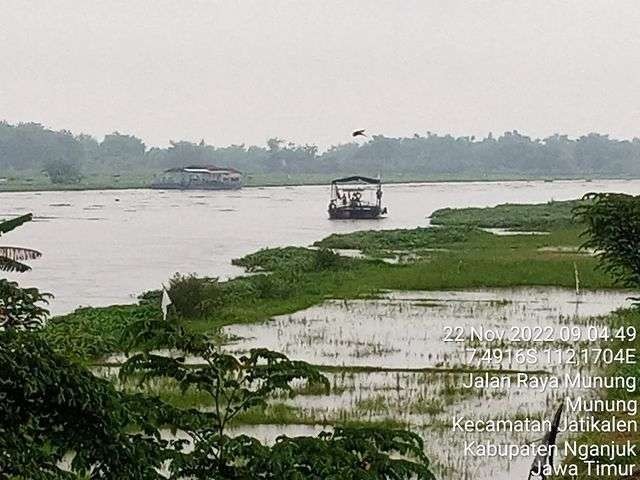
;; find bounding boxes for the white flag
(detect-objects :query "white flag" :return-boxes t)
[161,287,172,321]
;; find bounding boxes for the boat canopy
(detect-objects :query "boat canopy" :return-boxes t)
[330,175,380,185]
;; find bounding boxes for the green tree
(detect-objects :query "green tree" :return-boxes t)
[43,158,82,184]
[165,140,210,167]
[97,131,146,170]
[574,193,640,286]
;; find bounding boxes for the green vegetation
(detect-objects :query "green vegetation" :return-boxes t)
[3,120,640,191]
[232,246,351,272]
[430,199,584,230]
[0,280,51,332]
[3,270,436,480]
[575,192,640,286]
[0,170,155,192]
[0,171,630,192]
[41,201,622,361]
[315,225,485,253]
[0,214,51,331]
[559,307,640,479]
[560,193,640,477]
[1,330,180,478]
[43,303,158,360]
[43,157,82,184]
[8,194,640,477]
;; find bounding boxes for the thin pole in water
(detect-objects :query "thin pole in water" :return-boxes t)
[573,262,580,297]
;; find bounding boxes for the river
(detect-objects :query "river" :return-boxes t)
[2,179,640,314]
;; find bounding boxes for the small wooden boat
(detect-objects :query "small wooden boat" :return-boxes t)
[328,176,387,219]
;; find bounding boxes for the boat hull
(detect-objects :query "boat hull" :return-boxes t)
[328,206,385,219]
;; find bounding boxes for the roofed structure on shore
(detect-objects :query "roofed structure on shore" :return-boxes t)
[151,165,243,190]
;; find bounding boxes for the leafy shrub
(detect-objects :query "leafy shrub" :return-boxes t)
[43,303,157,359]
[168,273,223,319]
[43,158,82,184]
[574,193,640,286]
[0,279,51,331]
[0,331,177,478]
[313,247,342,270]
[250,272,299,299]
[233,247,316,272]
[119,319,435,480]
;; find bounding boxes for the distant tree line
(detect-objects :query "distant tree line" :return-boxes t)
[2,121,640,182]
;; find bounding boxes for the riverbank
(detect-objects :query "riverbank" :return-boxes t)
[40,198,618,365]
[38,199,639,478]
[42,199,618,359]
[2,171,640,193]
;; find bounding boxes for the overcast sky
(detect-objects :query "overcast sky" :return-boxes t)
[1,0,640,148]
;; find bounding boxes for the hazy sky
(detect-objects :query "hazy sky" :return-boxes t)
[2,0,640,148]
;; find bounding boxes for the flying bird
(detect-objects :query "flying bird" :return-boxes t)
[352,129,367,138]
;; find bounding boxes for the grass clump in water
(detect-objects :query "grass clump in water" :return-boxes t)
[430,199,585,231]
[315,226,486,253]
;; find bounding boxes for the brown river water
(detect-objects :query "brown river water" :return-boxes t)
[2,179,640,314]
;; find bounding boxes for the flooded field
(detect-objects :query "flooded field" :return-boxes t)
[221,287,634,480]
[224,288,633,369]
[3,179,640,314]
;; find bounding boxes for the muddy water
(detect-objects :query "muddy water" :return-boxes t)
[3,179,640,314]
[224,288,633,368]
[222,288,634,480]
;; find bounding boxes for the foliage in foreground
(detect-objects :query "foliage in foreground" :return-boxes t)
[555,193,640,477]
[574,192,640,287]
[120,318,435,479]
[173,427,434,480]
[2,305,436,479]
[0,330,183,479]
[0,278,51,331]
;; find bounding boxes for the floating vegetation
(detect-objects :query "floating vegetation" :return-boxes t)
[430,200,585,231]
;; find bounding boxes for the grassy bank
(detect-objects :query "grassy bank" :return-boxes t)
[429,199,584,230]
[43,200,618,360]
[0,171,637,192]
